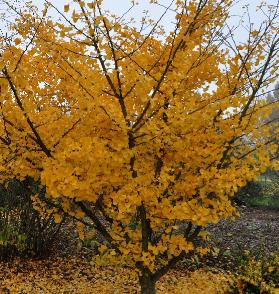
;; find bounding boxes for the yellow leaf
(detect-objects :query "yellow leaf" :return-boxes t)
[89,27,94,35]
[87,2,94,9]
[14,38,21,45]
[54,213,62,223]
[64,4,70,12]
[75,209,85,218]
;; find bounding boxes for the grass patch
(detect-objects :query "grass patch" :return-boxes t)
[245,196,279,208]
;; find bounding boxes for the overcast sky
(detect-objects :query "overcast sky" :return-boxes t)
[30,0,278,42]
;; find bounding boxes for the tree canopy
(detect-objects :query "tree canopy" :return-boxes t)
[0,0,278,293]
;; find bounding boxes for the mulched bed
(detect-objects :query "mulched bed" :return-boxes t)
[197,207,279,271]
[207,207,279,253]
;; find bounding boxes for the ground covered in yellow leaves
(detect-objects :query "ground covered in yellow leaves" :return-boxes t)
[0,258,234,293]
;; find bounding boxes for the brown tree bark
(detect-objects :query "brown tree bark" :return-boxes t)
[139,270,156,294]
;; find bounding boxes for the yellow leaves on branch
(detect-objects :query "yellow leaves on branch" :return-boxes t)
[0,0,278,282]
[89,27,94,36]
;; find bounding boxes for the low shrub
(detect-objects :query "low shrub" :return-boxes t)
[235,249,279,293]
[0,178,65,258]
[234,173,279,208]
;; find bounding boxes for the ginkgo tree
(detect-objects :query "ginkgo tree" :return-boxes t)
[0,0,278,293]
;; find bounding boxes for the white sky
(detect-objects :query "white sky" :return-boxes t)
[30,0,278,41]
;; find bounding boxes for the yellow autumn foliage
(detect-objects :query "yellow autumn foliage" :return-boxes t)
[0,0,278,291]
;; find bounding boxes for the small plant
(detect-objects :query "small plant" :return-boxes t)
[0,208,27,256]
[0,178,65,258]
[235,248,279,293]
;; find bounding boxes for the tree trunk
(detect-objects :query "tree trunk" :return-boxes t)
[139,272,156,294]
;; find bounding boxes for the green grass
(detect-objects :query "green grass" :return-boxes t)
[245,196,279,208]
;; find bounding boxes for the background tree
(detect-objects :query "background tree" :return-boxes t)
[0,0,278,293]
[266,81,279,161]
[234,81,279,206]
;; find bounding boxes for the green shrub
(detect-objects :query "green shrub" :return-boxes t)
[0,178,65,258]
[235,249,279,293]
[234,172,279,208]
[0,208,27,255]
